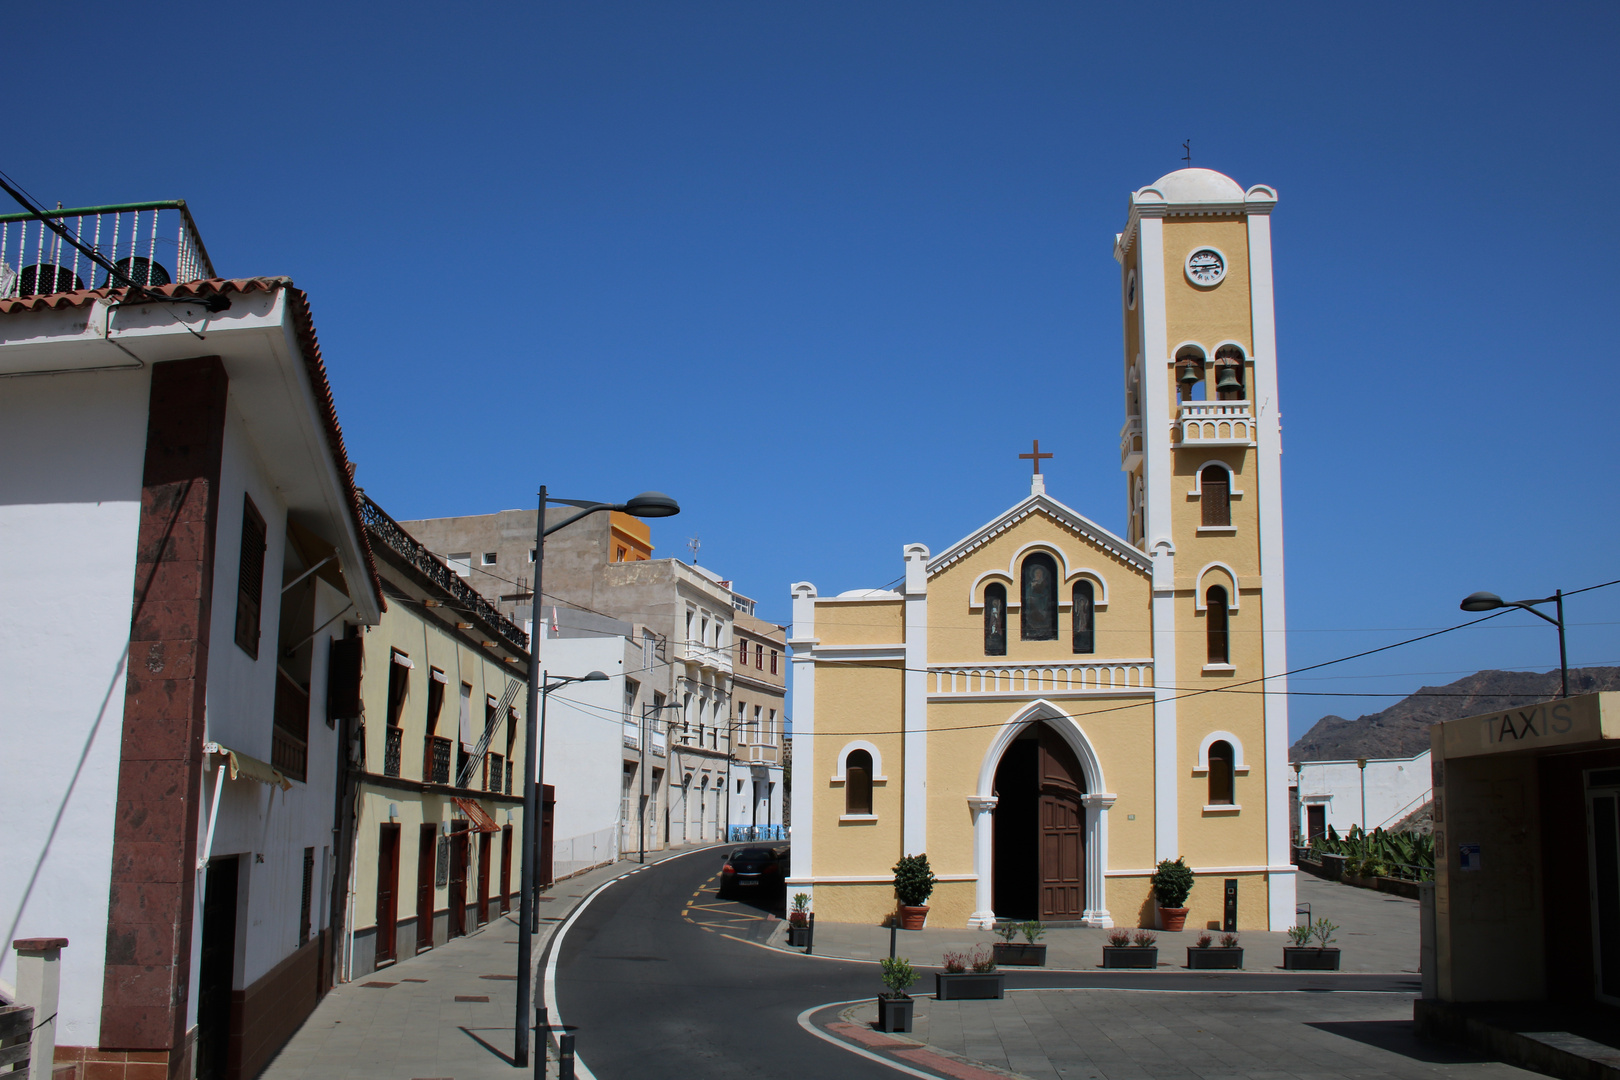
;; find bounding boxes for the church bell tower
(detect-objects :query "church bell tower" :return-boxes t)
[1114,168,1295,929]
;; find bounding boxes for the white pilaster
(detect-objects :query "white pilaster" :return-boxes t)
[787,582,818,905]
[902,544,930,856]
[1138,212,1179,862]
[967,795,998,928]
[1082,792,1117,927]
[1246,195,1296,928]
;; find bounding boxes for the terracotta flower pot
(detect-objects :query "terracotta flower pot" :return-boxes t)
[1158,906,1189,932]
[898,904,929,930]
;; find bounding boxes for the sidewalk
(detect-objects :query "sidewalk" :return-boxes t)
[776,875,1420,973]
[262,845,717,1080]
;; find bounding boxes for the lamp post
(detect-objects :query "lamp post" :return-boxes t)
[515,487,678,1069]
[1356,757,1367,832]
[1460,589,1568,699]
[639,700,685,864]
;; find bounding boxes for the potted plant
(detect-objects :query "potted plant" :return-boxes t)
[787,893,813,948]
[1186,931,1243,970]
[1151,856,1194,931]
[935,947,1005,1000]
[991,920,1047,966]
[877,956,917,1032]
[892,853,936,930]
[1282,918,1341,970]
[1102,929,1158,969]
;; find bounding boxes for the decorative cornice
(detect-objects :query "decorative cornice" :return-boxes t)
[927,494,1150,579]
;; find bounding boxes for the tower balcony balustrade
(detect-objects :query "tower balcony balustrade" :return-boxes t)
[1120,417,1143,471]
[1174,400,1255,448]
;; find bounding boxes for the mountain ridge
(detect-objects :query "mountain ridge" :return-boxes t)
[1288,667,1620,762]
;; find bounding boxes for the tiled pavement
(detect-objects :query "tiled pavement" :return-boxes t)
[261,845,719,1080]
[777,875,1421,974]
[827,989,1540,1080]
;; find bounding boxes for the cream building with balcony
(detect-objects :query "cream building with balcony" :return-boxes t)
[790,168,1295,931]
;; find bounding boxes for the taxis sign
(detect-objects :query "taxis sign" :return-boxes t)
[1440,692,1616,758]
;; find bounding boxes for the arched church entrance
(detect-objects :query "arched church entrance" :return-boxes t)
[991,722,1086,920]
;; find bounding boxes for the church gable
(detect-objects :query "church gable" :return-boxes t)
[927,494,1152,664]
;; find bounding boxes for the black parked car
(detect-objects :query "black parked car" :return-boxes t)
[719,845,789,899]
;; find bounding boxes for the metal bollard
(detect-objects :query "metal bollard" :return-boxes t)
[805,912,815,956]
[558,1032,576,1080]
[534,1006,548,1077]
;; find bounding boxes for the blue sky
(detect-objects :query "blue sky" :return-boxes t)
[16,2,1617,738]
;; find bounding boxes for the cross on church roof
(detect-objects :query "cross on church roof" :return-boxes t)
[1019,439,1052,475]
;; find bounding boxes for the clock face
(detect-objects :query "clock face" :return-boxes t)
[1125,269,1137,310]
[1185,247,1226,286]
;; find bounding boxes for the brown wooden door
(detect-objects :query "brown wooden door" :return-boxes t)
[477,831,492,925]
[1307,805,1326,842]
[448,824,468,938]
[1036,726,1085,920]
[376,824,400,963]
[500,826,513,914]
[416,825,436,951]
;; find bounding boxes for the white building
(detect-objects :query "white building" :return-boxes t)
[1292,750,1433,840]
[536,613,640,877]
[0,250,382,1080]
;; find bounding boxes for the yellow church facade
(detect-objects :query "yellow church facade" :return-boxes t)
[788,168,1295,931]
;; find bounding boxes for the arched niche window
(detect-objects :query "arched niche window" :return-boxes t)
[1207,739,1235,805]
[1175,347,1206,402]
[1201,465,1230,527]
[1206,585,1230,665]
[845,749,873,815]
[984,583,1007,656]
[1020,553,1059,641]
[1072,580,1095,654]
[1214,344,1246,401]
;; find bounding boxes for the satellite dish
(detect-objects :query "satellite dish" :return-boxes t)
[18,263,85,297]
[105,255,171,289]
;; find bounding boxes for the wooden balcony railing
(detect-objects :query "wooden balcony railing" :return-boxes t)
[272,668,309,782]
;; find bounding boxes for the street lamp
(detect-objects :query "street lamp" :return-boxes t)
[515,487,678,1069]
[639,700,685,864]
[1459,589,1568,699]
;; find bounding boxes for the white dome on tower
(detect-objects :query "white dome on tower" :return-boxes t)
[1145,168,1245,203]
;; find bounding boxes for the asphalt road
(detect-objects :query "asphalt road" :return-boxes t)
[551,850,1422,1080]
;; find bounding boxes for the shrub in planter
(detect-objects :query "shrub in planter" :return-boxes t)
[936,947,1004,999]
[992,920,1048,966]
[1102,929,1158,969]
[877,956,917,1032]
[789,893,811,926]
[1186,931,1243,970]
[893,853,936,929]
[1151,857,1194,931]
[1282,919,1341,970]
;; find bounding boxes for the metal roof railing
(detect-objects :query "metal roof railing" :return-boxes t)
[0,200,214,298]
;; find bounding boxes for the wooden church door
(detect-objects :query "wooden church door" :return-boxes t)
[1036,726,1085,919]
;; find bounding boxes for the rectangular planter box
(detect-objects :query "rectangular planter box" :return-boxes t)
[877,995,913,1033]
[934,972,1005,1000]
[1376,876,1421,900]
[1319,854,1346,881]
[1282,947,1341,970]
[1102,947,1158,969]
[992,942,1047,966]
[1186,947,1243,970]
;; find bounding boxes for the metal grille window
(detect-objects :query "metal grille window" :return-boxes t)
[384,726,403,777]
[506,761,514,795]
[1206,586,1230,665]
[488,753,504,792]
[299,847,315,946]
[234,496,266,658]
[1201,466,1231,527]
[428,736,452,784]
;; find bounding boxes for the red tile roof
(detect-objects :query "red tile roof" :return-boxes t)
[0,277,384,611]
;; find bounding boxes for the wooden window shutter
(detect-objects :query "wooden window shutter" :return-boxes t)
[326,637,363,724]
[235,496,267,658]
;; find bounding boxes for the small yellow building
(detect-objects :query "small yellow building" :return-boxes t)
[788,168,1295,931]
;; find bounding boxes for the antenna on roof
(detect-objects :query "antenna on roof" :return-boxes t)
[1182,139,1191,167]
[687,536,701,564]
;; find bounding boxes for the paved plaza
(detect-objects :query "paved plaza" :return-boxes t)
[835,988,1539,1080]
[778,875,1422,974]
